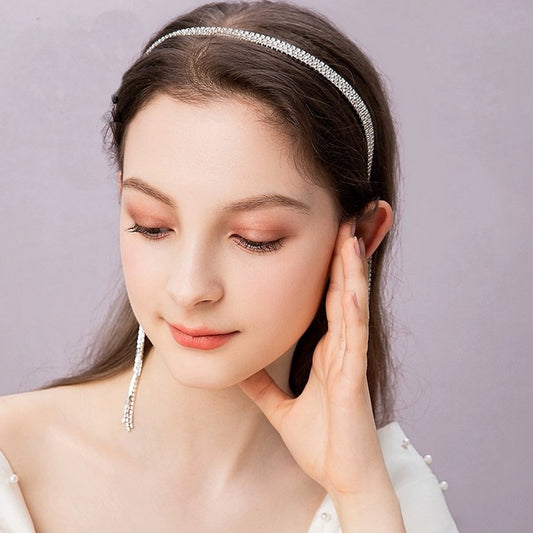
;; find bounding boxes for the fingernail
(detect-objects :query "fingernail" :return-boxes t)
[358,238,366,258]
[354,237,360,256]
[353,291,358,306]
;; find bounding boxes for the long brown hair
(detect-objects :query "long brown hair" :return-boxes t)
[48,0,399,427]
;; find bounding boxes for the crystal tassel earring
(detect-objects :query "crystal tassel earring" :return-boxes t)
[367,256,373,294]
[121,325,145,432]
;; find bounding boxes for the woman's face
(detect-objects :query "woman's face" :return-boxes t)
[120,93,339,390]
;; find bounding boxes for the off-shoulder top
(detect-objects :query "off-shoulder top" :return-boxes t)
[0,422,459,532]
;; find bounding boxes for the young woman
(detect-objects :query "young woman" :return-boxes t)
[0,1,458,531]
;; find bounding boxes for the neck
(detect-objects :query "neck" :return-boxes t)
[118,345,295,488]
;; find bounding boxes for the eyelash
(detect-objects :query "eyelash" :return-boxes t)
[127,224,284,254]
[127,223,170,240]
[234,236,283,254]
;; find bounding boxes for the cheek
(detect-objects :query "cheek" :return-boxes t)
[120,237,142,289]
[120,234,164,311]
[237,239,334,336]
[288,249,331,315]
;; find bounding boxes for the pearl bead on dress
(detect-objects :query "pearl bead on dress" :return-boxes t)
[8,473,19,484]
[399,437,450,492]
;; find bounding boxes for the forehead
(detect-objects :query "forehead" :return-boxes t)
[122,94,329,208]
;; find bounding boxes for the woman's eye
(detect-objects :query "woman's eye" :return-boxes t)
[127,223,171,240]
[234,236,283,254]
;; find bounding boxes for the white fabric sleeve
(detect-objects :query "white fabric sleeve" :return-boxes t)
[307,422,459,533]
[379,422,459,532]
[0,450,36,533]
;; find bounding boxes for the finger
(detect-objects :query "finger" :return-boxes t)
[358,238,370,325]
[238,369,291,431]
[341,291,368,378]
[325,221,354,337]
[359,237,370,294]
[341,236,369,326]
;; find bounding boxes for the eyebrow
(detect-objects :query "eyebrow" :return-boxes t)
[122,177,311,214]
[122,177,176,208]
[222,193,310,214]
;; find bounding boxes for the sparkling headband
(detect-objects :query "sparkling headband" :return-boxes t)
[144,26,375,179]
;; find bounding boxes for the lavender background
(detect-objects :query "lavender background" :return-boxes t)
[1,1,531,531]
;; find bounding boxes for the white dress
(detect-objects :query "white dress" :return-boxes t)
[0,422,458,532]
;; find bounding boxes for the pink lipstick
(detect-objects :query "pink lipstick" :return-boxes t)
[168,323,238,350]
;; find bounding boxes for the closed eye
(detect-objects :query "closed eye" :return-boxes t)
[126,224,283,252]
[234,236,283,254]
[127,223,171,240]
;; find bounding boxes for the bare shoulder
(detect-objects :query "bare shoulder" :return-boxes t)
[0,376,126,469]
[0,387,73,452]
[0,387,56,431]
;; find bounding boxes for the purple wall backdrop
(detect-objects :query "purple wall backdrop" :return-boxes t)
[1,1,531,531]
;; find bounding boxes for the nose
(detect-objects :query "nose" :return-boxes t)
[165,238,224,309]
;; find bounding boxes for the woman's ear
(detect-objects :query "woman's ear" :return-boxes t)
[118,170,123,195]
[355,200,393,257]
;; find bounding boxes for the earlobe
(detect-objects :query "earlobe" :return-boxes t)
[356,200,393,257]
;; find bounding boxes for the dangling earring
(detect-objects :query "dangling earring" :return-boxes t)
[367,256,373,294]
[121,325,145,432]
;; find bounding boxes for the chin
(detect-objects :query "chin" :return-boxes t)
[153,335,294,392]
[174,373,242,391]
[161,358,252,391]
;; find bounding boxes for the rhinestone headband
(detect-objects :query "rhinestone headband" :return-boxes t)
[144,26,374,178]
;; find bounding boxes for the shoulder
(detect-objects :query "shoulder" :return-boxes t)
[0,378,123,471]
[0,388,70,457]
[377,422,444,489]
[377,422,459,532]
[0,388,77,533]
[0,389,57,488]
[0,388,58,437]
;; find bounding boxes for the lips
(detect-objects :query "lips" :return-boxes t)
[167,323,238,350]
